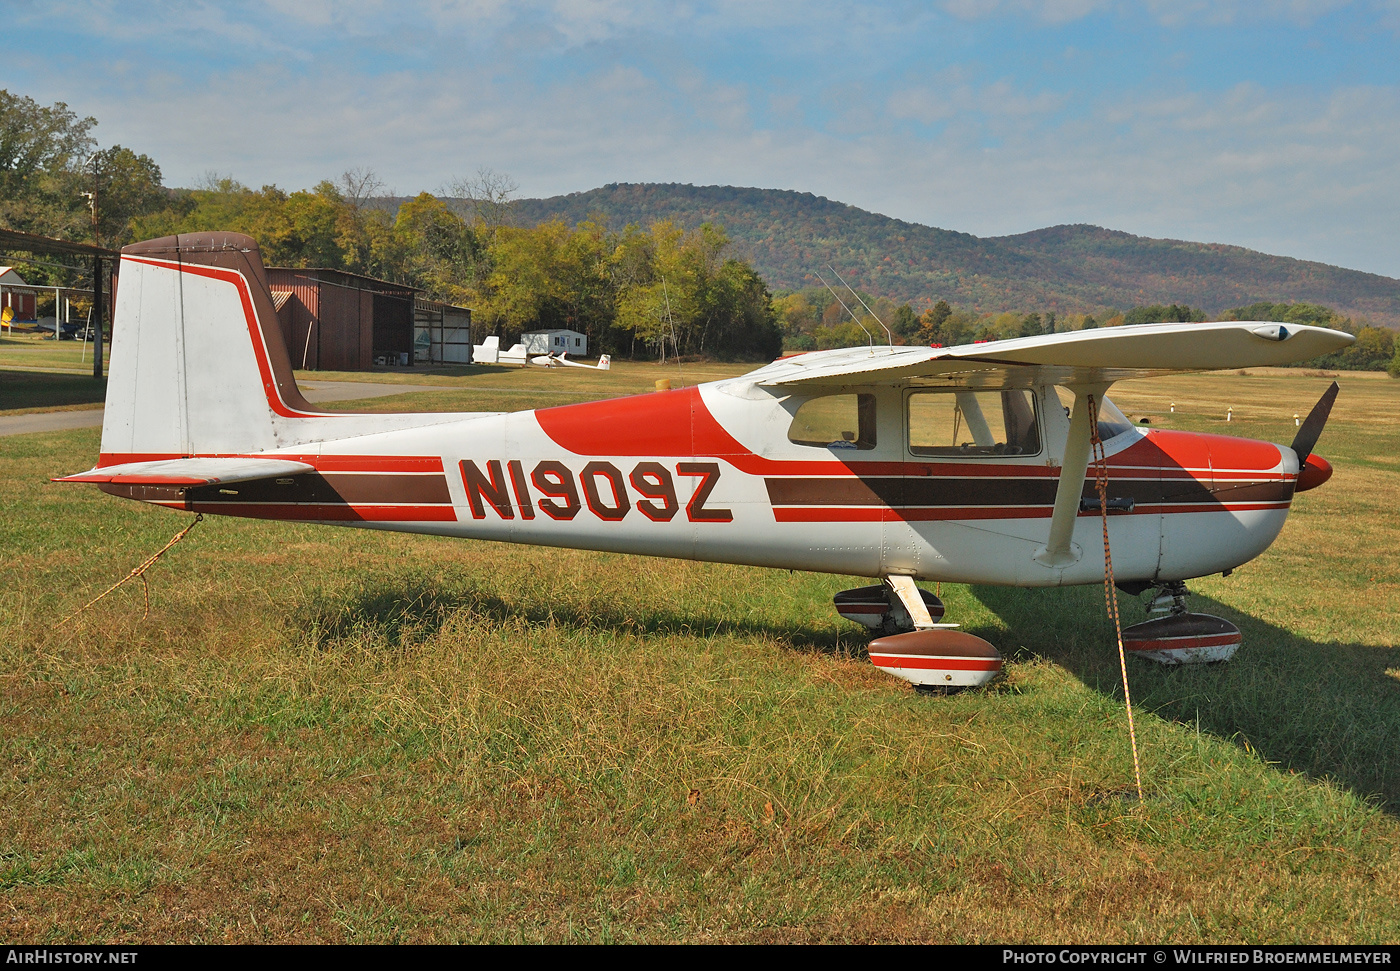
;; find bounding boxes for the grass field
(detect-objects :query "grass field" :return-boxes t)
[0,337,109,416]
[2,361,1398,943]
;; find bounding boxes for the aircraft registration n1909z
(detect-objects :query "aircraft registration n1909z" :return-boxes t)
[58,233,1355,689]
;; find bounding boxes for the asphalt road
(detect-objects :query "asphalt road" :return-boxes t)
[0,380,444,438]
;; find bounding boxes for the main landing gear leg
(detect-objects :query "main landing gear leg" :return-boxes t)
[833,578,1003,691]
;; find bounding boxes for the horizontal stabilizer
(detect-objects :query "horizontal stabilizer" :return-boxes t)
[54,457,315,486]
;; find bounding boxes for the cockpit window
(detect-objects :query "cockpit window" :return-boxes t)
[788,393,877,450]
[1053,388,1135,442]
[907,390,1041,457]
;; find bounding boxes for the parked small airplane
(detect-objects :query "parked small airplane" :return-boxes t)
[529,352,612,370]
[471,335,528,365]
[36,318,81,340]
[472,336,611,370]
[59,234,1354,689]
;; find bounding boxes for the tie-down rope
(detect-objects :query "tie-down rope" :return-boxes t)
[1088,395,1144,803]
[58,513,203,626]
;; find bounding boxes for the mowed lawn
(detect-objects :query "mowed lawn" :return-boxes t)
[2,361,1398,943]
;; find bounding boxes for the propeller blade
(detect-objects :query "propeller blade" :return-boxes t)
[1290,381,1339,463]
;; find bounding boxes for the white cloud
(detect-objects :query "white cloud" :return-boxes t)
[941,0,1113,24]
[8,0,1400,276]
[1141,0,1353,27]
[889,79,1065,125]
[888,88,955,125]
[939,0,1370,26]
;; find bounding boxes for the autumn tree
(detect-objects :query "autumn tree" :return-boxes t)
[90,145,164,247]
[0,90,96,242]
[391,192,482,303]
[917,300,953,344]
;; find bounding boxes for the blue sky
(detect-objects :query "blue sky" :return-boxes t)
[6,1,1400,277]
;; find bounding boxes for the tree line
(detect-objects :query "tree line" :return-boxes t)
[0,87,1392,370]
[774,288,1397,373]
[0,90,780,360]
[129,179,780,360]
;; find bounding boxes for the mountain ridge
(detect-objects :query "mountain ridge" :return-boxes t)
[507,183,1400,327]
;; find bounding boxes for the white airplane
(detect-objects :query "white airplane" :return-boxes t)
[473,335,612,371]
[58,233,1354,690]
[471,335,528,366]
[528,351,611,370]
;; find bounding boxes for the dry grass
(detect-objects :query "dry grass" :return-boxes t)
[2,366,1399,942]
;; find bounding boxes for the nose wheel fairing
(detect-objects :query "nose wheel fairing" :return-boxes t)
[1121,581,1241,665]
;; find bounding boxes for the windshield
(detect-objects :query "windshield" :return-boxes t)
[1053,388,1136,442]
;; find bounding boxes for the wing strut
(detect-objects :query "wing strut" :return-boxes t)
[1033,384,1108,568]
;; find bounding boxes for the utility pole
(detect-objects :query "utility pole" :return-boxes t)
[92,255,103,380]
[86,152,104,380]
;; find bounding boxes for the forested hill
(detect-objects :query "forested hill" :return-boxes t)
[510,183,1400,327]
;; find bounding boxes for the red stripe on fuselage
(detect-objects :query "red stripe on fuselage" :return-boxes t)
[96,452,446,474]
[535,387,1284,477]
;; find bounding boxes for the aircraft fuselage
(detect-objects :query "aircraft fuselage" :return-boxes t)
[100,379,1299,588]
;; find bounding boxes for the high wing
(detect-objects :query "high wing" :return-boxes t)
[54,457,315,485]
[744,320,1355,571]
[750,321,1355,389]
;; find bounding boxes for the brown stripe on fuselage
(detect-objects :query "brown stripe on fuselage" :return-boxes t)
[183,471,452,506]
[1206,480,1295,504]
[765,474,1291,512]
[101,472,454,516]
[321,472,452,505]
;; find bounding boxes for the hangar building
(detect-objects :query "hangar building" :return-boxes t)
[267,267,471,370]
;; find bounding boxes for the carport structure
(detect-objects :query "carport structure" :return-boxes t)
[0,228,118,379]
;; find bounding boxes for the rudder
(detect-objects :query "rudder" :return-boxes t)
[101,233,317,462]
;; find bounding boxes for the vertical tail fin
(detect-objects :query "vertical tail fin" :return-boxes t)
[101,233,317,463]
[473,335,501,364]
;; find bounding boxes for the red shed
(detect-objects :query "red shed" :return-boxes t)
[0,267,38,322]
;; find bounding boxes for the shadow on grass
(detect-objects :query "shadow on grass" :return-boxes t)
[410,364,516,378]
[0,369,106,411]
[292,575,1400,808]
[292,580,863,660]
[972,584,1400,812]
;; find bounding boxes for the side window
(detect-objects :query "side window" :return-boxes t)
[908,390,1041,456]
[788,393,877,450]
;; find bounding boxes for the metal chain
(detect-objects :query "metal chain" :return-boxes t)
[1088,395,1144,803]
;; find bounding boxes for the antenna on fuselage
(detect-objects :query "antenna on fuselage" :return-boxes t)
[815,270,877,354]
[828,265,893,351]
[661,274,684,388]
